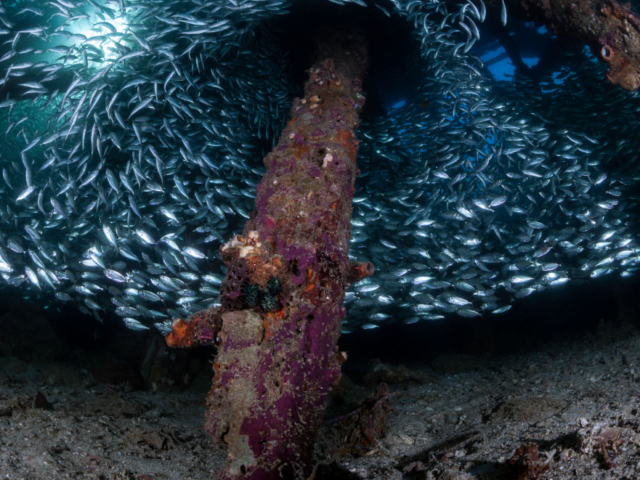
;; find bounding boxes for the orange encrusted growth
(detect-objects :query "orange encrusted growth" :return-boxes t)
[304,265,319,293]
[262,306,286,341]
[290,138,312,159]
[165,308,223,348]
[346,261,375,285]
[335,129,358,161]
[165,318,194,348]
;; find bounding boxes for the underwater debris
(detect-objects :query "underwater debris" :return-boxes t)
[34,390,53,411]
[502,443,550,480]
[577,423,624,470]
[324,382,404,457]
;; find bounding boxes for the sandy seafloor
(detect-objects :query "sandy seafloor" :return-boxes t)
[1,300,640,480]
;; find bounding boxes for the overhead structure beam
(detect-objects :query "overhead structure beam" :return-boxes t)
[503,0,640,90]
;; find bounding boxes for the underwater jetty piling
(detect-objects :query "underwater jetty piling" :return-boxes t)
[165,30,373,479]
[502,0,640,90]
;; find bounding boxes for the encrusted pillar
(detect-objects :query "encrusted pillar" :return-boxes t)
[166,30,373,479]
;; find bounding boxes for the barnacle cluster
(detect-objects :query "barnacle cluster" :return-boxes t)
[261,293,278,312]
[266,277,282,296]
[243,277,282,312]
[244,284,261,307]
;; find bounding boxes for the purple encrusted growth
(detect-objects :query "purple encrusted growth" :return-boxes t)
[198,327,213,342]
[220,257,252,310]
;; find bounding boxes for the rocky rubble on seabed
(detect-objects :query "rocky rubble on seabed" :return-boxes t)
[1,322,640,479]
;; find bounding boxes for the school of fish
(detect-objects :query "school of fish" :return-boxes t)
[0,0,639,333]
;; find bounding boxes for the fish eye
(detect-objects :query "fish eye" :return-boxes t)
[601,45,612,60]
